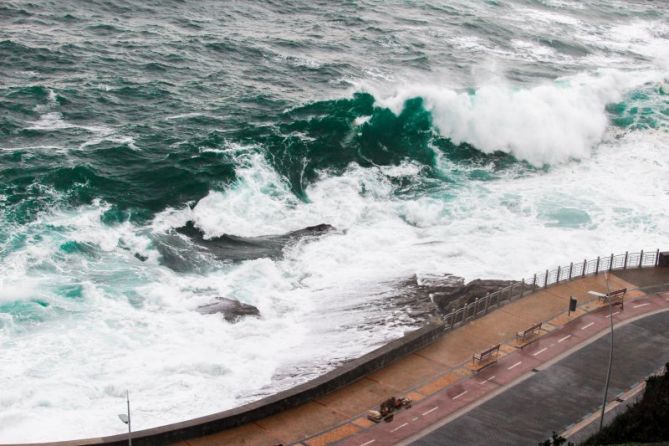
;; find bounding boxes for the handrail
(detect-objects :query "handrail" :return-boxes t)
[442,249,662,331]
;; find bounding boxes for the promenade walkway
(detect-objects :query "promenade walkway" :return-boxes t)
[172,268,669,446]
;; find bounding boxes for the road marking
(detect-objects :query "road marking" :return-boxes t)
[581,322,595,330]
[606,311,621,318]
[412,417,418,421]
[634,303,650,308]
[533,347,548,356]
[479,375,496,384]
[508,361,522,370]
[391,422,408,433]
[422,406,438,416]
[452,390,468,400]
[558,335,572,343]
[360,440,376,446]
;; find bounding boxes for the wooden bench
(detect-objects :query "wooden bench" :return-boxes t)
[599,288,626,309]
[471,344,500,372]
[515,322,543,348]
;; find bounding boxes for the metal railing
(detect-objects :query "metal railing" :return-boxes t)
[442,249,663,331]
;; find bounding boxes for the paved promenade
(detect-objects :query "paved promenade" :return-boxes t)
[171,268,669,446]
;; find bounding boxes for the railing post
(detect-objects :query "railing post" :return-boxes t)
[532,274,537,289]
[609,253,614,271]
[639,249,644,268]
[595,256,600,274]
[544,270,549,288]
[582,259,587,277]
[656,249,660,266]
[474,298,479,316]
[568,262,573,280]
[484,293,491,314]
[520,279,525,297]
[623,251,628,269]
[450,311,456,330]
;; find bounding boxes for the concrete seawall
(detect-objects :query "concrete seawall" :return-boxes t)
[8,319,446,446]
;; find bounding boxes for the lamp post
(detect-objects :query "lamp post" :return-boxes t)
[588,272,613,432]
[118,390,132,446]
[599,272,614,432]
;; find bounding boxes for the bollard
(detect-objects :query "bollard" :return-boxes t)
[568,262,573,280]
[609,253,614,271]
[623,251,628,269]
[544,270,549,288]
[582,259,587,278]
[595,256,600,274]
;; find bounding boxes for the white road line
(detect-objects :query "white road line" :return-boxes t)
[634,303,650,308]
[422,406,438,416]
[479,375,496,385]
[581,322,595,330]
[533,347,548,356]
[606,311,621,318]
[412,417,418,421]
[508,361,522,370]
[360,440,376,446]
[558,335,572,343]
[452,390,468,400]
[391,422,408,433]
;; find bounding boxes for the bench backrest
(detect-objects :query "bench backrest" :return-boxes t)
[478,344,500,358]
[523,322,542,335]
[607,288,626,298]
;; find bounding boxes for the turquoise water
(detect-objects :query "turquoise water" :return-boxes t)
[1,0,668,441]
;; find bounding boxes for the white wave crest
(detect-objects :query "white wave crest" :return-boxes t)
[376,69,664,166]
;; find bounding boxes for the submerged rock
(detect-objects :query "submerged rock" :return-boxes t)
[155,222,336,271]
[197,297,260,323]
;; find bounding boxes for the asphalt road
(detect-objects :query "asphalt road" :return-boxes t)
[410,310,669,446]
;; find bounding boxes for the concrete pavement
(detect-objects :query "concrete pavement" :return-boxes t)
[408,308,669,445]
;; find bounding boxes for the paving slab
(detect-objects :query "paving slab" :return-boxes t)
[315,378,396,418]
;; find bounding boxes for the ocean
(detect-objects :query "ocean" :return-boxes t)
[1,0,668,441]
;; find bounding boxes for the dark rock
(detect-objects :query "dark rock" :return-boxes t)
[169,222,335,263]
[428,277,519,314]
[134,253,148,262]
[197,297,260,323]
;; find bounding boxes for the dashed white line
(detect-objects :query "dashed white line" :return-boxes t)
[360,440,376,446]
[533,347,548,356]
[422,406,438,416]
[634,303,650,308]
[558,335,572,343]
[581,322,595,330]
[391,422,408,433]
[452,390,468,400]
[479,375,496,385]
[508,361,522,370]
[606,311,621,318]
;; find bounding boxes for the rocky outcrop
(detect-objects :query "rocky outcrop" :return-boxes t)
[155,222,336,272]
[197,297,260,323]
[427,276,519,314]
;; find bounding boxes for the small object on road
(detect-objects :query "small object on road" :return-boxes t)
[367,410,382,423]
[383,413,394,422]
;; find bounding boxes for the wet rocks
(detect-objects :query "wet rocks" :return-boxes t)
[197,297,260,323]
